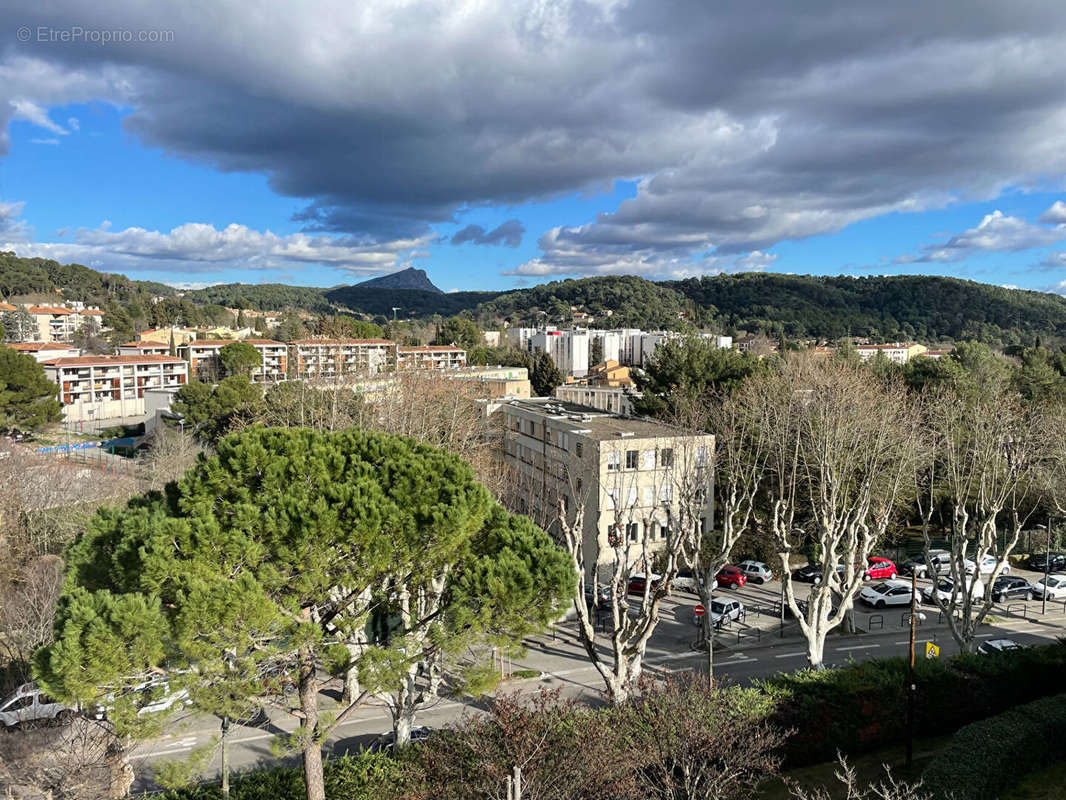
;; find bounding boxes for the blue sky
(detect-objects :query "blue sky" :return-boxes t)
[2,1,1066,294]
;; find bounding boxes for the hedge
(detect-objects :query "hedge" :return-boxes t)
[153,751,401,800]
[758,639,1066,766]
[923,693,1066,800]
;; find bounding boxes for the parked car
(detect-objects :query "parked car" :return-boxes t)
[671,569,701,594]
[921,576,985,604]
[792,563,845,584]
[977,555,1011,576]
[584,583,613,612]
[367,726,435,753]
[899,549,951,578]
[0,684,76,729]
[862,557,898,581]
[992,575,1034,603]
[1033,573,1066,600]
[736,560,773,584]
[977,638,1025,655]
[693,597,746,627]
[714,566,748,590]
[858,580,916,609]
[1028,552,1066,573]
[627,573,662,596]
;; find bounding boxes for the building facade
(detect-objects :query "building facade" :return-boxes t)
[397,345,467,370]
[855,343,928,363]
[499,397,714,579]
[179,339,288,383]
[289,339,398,380]
[553,384,639,415]
[42,354,188,423]
[8,343,82,362]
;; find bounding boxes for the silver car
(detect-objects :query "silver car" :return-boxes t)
[736,560,773,584]
[0,683,76,728]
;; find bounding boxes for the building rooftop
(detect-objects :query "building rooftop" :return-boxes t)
[8,342,77,352]
[120,341,171,349]
[398,345,466,352]
[289,338,395,346]
[27,305,74,315]
[184,339,285,347]
[503,397,694,441]
[41,354,187,367]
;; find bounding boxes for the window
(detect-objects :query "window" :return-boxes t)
[562,494,570,512]
[625,450,638,469]
[627,522,639,542]
[576,477,583,494]
[659,484,673,503]
[607,451,620,471]
[660,448,674,467]
[641,450,656,469]
[575,441,583,458]
[625,487,637,508]
[696,446,708,466]
[641,486,654,507]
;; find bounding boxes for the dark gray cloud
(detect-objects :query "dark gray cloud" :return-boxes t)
[3,1,1066,275]
[451,219,525,247]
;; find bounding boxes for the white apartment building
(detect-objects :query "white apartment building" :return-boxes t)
[855,343,928,364]
[500,397,714,580]
[19,305,105,342]
[553,384,639,416]
[42,354,189,423]
[179,339,289,383]
[531,328,590,378]
[397,345,467,370]
[8,343,82,362]
[289,339,398,380]
[118,341,172,356]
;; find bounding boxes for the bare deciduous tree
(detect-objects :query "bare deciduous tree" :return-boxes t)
[788,756,931,800]
[754,357,917,668]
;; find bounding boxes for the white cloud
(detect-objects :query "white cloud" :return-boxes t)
[1041,251,1066,268]
[734,250,779,270]
[1039,200,1066,225]
[896,210,1066,264]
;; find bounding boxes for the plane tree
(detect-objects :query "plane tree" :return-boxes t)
[35,426,572,800]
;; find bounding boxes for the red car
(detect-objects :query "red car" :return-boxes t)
[863,557,898,581]
[627,573,662,596]
[715,566,748,590]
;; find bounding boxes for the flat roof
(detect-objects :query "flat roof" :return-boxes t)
[41,354,187,367]
[503,397,700,441]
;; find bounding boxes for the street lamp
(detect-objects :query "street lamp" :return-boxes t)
[906,570,927,767]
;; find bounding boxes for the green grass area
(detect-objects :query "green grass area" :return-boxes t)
[510,669,542,680]
[1003,760,1066,799]
[757,736,951,799]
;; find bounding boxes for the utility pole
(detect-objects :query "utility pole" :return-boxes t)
[906,570,917,767]
[1043,516,1052,616]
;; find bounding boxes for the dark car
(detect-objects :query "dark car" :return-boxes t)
[1028,552,1066,573]
[899,549,951,578]
[367,726,434,753]
[792,563,845,584]
[992,575,1035,603]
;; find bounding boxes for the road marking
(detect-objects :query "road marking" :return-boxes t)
[836,644,880,651]
[975,633,994,638]
[774,651,806,659]
[894,641,911,645]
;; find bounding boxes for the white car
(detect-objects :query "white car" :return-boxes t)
[1033,573,1066,600]
[671,569,700,593]
[693,597,746,627]
[736,560,773,584]
[977,555,1011,576]
[921,576,985,604]
[0,683,76,728]
[859,580,916,609]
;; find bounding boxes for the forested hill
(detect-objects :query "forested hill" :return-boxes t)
[666,274,1066,344]
[4,250,1066,346]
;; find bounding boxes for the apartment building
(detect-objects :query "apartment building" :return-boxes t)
[531,328,590,378]
[289,339,398,380]
[136,327,198,345]
[42,354,188,423]
[445,365,531,398]
[23,305,104,342]
[179,339,288,383]
[855,342,928,364]
[500,397,714,579]
[397,345,467,370]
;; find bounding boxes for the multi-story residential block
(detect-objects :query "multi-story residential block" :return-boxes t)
[553,384,639,415]
[24,305,104,342]
[397,345,467,370]
[289,339,398,380]
[445,365,531,398]
[179,339,288,383]
[855,342,928,364]
[531,328,590,378]
[500,397,714,579]
[41,354,188,423]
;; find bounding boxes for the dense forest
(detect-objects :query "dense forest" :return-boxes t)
[5,250,1066,347]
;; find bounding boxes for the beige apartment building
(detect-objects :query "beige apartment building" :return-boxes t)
[118,341,172,356]
[179,339,288,383]
[397,345,467,370]
[289,338,398,380]
[855,342,928,363]
[42,354,188,423]
[446,365,531,398]
[500,397,714,579]
[24,305,104,342]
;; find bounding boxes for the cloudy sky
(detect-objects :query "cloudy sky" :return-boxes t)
[2,1,1066,292]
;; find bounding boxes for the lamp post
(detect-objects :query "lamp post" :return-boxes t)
[1043,516,1052,616]
[905,571,926,767]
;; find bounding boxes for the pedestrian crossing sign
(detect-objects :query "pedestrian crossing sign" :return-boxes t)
[925,642,940,659]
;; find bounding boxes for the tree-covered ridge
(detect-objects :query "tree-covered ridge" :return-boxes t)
[182,282,334,312]
[0,251,177,304]
[668,273,1066,344]
[324,286,497,316]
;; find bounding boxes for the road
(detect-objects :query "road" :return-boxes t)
[125,562,1066,791]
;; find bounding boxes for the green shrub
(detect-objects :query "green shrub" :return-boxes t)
[154,751,401,800]
[923,693,1066,800]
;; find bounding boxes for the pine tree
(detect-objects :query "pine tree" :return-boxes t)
[0,346,63,432]
[530,351,564,397]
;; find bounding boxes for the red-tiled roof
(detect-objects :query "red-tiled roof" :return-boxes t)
[399,345,466,353]
[41,354,187,367]
[8,342,76,352]
[184,339,285,347]
[28,305,74,315]
[120,341,169,348]
[290,338,395,346]
[0,302,16,311]
[80,309,104,315]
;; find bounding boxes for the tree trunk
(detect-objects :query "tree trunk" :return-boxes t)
[221,717,230,800]
[806,634,826,669]
[298,649,326,800]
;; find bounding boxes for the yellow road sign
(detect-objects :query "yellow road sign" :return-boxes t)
[925,642,940,659]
